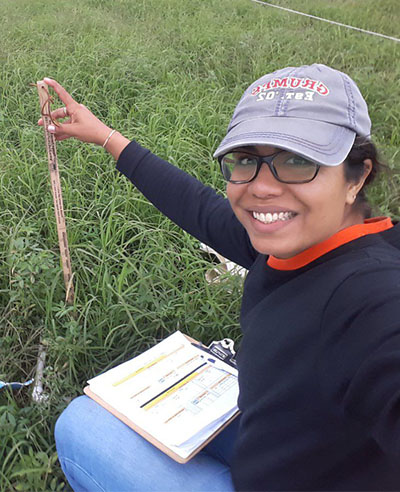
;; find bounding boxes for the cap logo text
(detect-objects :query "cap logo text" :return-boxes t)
[251,77,329,97]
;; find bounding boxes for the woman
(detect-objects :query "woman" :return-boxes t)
[41,64,400,491]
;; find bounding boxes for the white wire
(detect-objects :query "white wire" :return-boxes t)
[250,0,400,43]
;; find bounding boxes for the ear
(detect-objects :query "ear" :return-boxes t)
[346,159,373,205]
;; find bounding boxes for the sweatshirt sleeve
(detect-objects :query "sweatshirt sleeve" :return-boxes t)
[116,140,257,269]
[319,263,400,459]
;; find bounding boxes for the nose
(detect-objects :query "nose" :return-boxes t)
[247,161,285,198]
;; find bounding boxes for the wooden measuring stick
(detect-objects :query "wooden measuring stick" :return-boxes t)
[37,80,75,305]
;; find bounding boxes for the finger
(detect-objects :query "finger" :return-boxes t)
[48,121,74,138]
[51,107,70,120]
[38,108,69,127]
[43,78,79,110]
[55,135,71,141]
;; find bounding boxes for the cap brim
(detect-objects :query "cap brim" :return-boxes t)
[213,117,356,166]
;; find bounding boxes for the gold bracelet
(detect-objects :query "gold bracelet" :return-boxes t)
[102,129,117,149]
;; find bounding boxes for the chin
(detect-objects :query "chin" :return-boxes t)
[249,238,298,258]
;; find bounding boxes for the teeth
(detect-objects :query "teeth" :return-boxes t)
[252,211,294,224]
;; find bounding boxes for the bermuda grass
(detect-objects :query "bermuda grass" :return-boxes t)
[0,0,399,489]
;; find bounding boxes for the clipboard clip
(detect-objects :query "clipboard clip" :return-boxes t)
[192,338,237,368]
[208,339,236,368]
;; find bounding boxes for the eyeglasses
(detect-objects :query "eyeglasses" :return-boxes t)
[218,150,320,184]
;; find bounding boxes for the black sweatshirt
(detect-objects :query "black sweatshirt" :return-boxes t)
[117,140,400,491]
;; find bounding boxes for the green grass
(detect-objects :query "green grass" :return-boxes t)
[0,0,399,489]
[257,0,400,38]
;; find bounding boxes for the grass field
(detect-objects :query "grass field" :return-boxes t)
[0,0,399,489]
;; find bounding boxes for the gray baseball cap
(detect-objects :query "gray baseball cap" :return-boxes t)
[213,64,371,166]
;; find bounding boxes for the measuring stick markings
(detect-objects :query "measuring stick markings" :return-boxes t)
[37,81,75,305]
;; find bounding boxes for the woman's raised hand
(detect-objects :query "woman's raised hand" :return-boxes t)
[38,78,113,146]
[38,78,130,159]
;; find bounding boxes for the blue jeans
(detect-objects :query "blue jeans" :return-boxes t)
[55,396,238,491]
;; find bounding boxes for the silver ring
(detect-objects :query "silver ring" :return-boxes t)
[63,107,68,116]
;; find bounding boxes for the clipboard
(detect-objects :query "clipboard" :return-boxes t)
[83,332,240,463]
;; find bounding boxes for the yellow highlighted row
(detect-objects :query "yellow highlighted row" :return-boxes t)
[112,345,184,387]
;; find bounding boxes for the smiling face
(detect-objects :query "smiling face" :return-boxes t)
[226,145,370,259]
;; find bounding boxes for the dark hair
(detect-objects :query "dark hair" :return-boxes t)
[344,136,384,219]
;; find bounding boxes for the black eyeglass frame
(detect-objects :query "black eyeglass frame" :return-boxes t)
[218,150,321,185]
